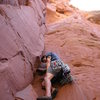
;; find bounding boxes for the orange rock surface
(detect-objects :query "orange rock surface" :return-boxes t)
[0,0,100,100]
[44,1,100,100]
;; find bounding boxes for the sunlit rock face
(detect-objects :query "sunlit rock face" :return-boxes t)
[42,1,100,100]
[0,0,46,100]
[85,11,100,25]
[45,11,100,100]
[46,0,72,24]
[46,0,83,24]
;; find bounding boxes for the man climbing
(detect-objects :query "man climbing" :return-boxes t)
[37,52,73,100]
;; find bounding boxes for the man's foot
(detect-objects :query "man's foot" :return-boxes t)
[37,96,52,100]
[51,88,58,99]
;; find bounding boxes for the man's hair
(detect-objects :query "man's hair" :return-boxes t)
[41,55,46,62]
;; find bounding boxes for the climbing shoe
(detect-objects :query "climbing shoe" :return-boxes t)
[51,88,58,99]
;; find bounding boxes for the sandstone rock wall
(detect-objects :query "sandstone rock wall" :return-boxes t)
[0,0,46,100]
[0,0,29,6]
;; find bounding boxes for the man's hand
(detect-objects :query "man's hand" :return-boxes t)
[46,56,51,69]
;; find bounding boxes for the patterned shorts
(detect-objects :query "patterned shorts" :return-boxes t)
[47,60,64,76]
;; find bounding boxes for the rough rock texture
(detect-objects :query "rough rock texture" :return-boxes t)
[1,0,100,100]
[0,0,24,6]
[0,0,46,100]
[44,6,100,100]
[46,0,81,24]
[85,11,100,25]
[15,84,37,100]
[31,1,100,100]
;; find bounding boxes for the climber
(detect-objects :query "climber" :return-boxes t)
[37,52,72,100]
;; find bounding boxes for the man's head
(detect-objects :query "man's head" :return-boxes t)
[41,55,47,63]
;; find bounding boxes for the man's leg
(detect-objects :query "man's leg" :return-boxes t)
[44,72,54,97]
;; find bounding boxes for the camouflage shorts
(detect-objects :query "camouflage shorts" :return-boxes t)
[47,60,64,76]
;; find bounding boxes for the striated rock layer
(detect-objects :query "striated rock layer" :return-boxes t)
[85,11,100,25]
[0,0,46,100]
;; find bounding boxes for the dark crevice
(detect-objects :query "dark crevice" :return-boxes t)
[13,50,25,58]
[24,46,32,56]
[25,0,29,6]
[34,56,41,71]
[0,51,25,63]
[0,58,8,63]
[90,32,100,40]
[73,63,82,67]
[18,0,29,6]
[0,0,3,3]
[15,97,24,100]
[17,32,22,39]
[29,61,33,71]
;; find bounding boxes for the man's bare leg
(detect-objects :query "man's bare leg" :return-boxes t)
[42,81,55,91]
[44,73,54,97]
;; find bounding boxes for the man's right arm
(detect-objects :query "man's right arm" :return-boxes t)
[46,56,51,69]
